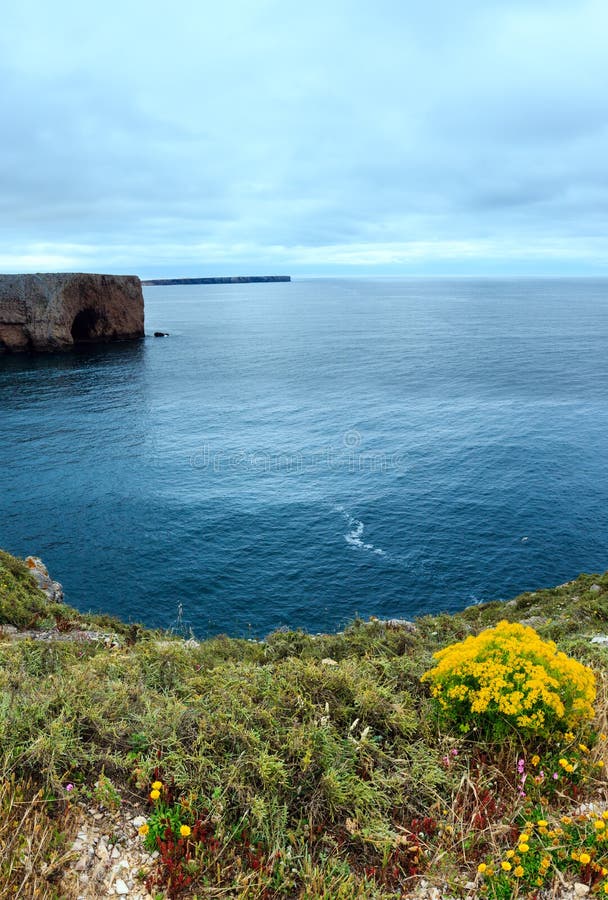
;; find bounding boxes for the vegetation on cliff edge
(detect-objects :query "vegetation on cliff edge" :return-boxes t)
[1,549,608,898]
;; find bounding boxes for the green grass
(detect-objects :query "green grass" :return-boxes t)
[0,549,55,627]
[1,551,608,897]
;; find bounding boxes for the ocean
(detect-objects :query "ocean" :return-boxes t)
[2,277,608,637]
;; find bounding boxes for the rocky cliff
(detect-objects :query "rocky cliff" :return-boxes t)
[0,273,144,352]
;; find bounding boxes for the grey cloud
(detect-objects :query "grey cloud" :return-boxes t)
[0,0,607,274]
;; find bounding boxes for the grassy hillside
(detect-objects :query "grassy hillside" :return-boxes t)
[1,549,608,898]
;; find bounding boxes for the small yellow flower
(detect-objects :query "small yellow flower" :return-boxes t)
[518,843,530,853]
[477,863,487,874]
[540,857,551,869]
[580,852,591,865]
[562,816,573,825]
[151,780,162,790]
[565,732,575,742]
[514,865,524,877]
[595,820,606,831]
[531,754,540,766]
[559,758,569,768]
[179,824,191,837]
[519,832,531,842]
[149,789,160,801]
[506,849,515,859]
[501,861,512,872]
[537,819,548,827]
[579,744,590,753]
[597,760,605,768]
[138,823,149,836]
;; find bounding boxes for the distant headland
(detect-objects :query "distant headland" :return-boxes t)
[141,275,291,286]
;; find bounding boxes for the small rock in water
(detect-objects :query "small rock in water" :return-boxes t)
[153,331,169,337]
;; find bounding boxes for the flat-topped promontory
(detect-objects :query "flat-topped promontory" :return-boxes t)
[0,272,144,352]
[141,275,291,285]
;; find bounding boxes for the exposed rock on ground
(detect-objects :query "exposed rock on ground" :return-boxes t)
[60,803,155,899]
[0,273,144,352]
[25,555,64,602]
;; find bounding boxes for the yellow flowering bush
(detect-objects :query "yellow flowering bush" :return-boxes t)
[422,621,595,739]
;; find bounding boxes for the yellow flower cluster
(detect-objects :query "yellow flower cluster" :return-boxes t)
[149,779,163,801]
[478,811,608,892]
[139,778,193,845]
[422,621,596,736]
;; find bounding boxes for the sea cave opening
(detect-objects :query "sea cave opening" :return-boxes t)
[71,308,100,343]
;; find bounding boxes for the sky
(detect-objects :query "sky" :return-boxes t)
[1,0,607,277]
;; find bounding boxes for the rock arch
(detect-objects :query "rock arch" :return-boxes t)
[71,308,102,343]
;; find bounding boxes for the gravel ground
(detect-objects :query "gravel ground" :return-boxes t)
[60,803,155,899]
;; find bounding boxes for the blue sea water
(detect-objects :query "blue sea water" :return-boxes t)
[2,277,608,637]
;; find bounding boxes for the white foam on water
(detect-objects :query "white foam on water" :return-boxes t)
[335,505,387,557]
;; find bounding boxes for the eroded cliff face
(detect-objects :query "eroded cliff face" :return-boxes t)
[0,273,144,352]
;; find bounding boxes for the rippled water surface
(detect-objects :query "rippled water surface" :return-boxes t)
[2,277,608,636]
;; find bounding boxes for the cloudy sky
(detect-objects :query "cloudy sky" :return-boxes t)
[1,0,607,276]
